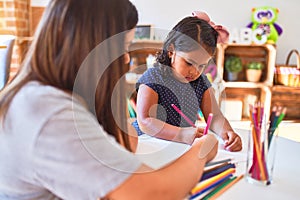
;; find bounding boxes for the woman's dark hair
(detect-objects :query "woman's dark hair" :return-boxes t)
[156,17,218,67]
[0,0,138,151]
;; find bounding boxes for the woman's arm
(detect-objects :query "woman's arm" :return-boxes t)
[200,88,242,151]
[136,84,202,144]
[104,134,218,200]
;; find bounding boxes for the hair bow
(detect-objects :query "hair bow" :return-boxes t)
[192,11,229,44]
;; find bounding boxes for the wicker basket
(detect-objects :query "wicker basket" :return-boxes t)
[275,49,300,87]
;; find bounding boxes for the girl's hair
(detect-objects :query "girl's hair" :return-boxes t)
[156,17,218,67]
[0,0,138,151]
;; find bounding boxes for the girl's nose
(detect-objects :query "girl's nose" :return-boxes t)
[190,66,199,75]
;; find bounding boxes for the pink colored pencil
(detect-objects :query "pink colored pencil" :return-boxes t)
[203,113,213,135]
[171,104,196,128]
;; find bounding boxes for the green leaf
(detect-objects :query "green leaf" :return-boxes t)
[246,62,264,70]
[225,56,243,72]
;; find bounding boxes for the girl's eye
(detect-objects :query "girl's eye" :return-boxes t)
[186,61,193,66]
[196,64,207,73]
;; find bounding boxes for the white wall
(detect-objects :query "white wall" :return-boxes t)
[131,0,300,65]
[30,0,49,7]
[31,0,299,64]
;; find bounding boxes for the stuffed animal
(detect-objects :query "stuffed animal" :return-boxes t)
[247,6,283,44]
[204,64,217,83]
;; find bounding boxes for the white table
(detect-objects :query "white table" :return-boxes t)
[136,128,300,199]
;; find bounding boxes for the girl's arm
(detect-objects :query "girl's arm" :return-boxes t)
[201,88,242,151]
[104,134,218,200]
[136,84,202,144]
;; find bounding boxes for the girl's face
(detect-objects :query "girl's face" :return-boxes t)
[170,49,212,83]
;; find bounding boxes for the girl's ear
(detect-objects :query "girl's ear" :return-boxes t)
[169,51,176,64]
[168,51,173,58]
[167,44,175,64]
[167,44,175,58]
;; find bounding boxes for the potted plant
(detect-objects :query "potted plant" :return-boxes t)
[225,56,243,81]
[246,62,265,82]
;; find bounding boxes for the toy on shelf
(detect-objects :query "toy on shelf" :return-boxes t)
[204,63,217,83]
[247,6,283,44]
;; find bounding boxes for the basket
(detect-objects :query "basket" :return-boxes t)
[275,49,300,87]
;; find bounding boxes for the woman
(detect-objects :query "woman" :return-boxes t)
[0,1,218,199]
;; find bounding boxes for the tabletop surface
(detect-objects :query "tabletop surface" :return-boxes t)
[136,128,300,199]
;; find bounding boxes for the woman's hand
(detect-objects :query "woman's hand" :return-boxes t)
[192,133,218,162]
[220,131,242,152]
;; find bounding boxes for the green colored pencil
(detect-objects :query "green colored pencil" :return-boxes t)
[201,176,237,200]
[275,107,286,128]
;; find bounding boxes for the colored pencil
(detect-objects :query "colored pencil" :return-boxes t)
[269,106,286,146]
[127,98,136,118]
[189,175,233,199]
[201,176,237,200]
[249,107,267,181]
[271,108,281,130]
[190,168,236,195]
[275,107,286,128]
[205,158,232,167]
[202,175,244,199]
[204,162,230,174]
[129,98,137,112]
[201,163,236,181]
[203,113,213,135]
[269,106,277,125]
[171,104,196,128]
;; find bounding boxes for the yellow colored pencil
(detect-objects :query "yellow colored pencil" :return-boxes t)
[191,168,235,195]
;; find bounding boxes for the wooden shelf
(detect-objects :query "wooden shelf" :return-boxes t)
[216,43,276,86]
[216,43,276,120]
[271,85,300,119]
[126,40,163,115]
[129,40,163,70]
[223,81,271,89]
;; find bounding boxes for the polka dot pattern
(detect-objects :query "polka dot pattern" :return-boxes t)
[133,66,211,135]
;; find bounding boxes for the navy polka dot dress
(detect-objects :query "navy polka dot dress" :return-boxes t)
[132,65,211,136]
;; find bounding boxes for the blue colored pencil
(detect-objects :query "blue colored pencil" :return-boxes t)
[201,163,236,181]
[189,174,233,199]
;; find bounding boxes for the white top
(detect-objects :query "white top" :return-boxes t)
[0,81,142,200]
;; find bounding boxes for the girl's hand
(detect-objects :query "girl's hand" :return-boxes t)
[194,127,204,139]
[179,127,204,144]
[220,131,242,152]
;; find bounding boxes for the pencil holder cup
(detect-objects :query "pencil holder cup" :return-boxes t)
[246,123,278,186]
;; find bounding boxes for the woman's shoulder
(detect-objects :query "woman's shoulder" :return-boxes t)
[17,81,74,106]
[9,81,86,125]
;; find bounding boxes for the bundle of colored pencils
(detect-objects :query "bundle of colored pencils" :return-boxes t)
[248,103,286,183]
[188,159,243,200]
[268,106,286,146]
[127,98,137,118]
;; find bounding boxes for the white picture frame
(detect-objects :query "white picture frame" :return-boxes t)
[134,24,154,40]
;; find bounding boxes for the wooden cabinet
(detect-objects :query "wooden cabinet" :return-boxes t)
[128,40,163,74]
[271,86,300,119]
[215,43,277,120]
[125,40,163,116]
